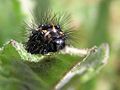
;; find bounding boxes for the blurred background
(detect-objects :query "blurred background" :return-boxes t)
[0,0,120,90]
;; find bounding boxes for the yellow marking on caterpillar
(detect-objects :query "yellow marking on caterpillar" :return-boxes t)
[45,31,50,37]
[52,24,57,33]
[42,30,47,33]
[60,31,64,35]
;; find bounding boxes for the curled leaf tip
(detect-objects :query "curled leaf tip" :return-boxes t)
[55,43,110,90]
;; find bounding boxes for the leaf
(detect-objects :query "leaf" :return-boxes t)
[0,40,85,90]
[55,43,109,90]
[0,40,109,90]
[0,41,47,90]
[25,54,84,89]
[0,40,44,62]
[0,59,47,90]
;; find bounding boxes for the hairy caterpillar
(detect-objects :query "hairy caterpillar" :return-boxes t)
[25,9,78,55]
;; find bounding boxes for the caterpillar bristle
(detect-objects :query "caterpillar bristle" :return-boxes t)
[25,8,80,54]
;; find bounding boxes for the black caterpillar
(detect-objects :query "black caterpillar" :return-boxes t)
[26,24,66,54]
[25,9,76,54]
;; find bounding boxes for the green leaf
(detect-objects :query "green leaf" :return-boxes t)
[56,44,109,90]
[0,40,85,90]
[0,40,109,90]
[0,40,44,62]
[0,59,47,90]
[0,41,47,90]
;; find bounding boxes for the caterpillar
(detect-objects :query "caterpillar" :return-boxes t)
[25,9,78,55]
